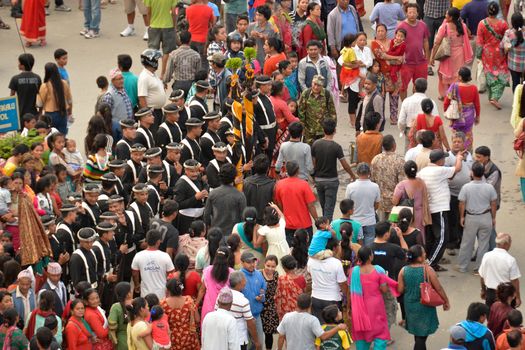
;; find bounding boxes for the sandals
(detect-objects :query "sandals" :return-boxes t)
[0,21,10,30]
[490,99,502,110]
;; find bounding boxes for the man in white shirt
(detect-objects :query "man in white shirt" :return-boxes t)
[418,149,463,271]
[202,287,239,350]
[479,233,521,308]
[345,163,381,246]
[131,229,175,299]
[398,78,438,151]
[138,49,166,134]
[307,238,348,322]
[227,271,260,350]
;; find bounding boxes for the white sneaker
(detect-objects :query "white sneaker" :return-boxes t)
[84,30,99,39]
[143,29,148,41]
[79,28,88,35]
[120,25,135,37]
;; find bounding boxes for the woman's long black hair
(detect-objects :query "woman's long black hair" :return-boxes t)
[211,246,230,283]
[43,63,67,114]
[114,282,131,323]
[512,13,525,47]
[242,207,258,243]
[447,7,464,36]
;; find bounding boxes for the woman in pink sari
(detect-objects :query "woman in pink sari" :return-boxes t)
[196,246,234,324]
[430,7,473,99]
[349,246,398,350]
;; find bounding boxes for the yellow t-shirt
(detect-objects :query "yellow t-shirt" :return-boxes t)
[340,47,357,65]
[452,0,471,10]
[314,324,352,349]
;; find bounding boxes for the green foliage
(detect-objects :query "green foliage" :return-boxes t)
[225,58,243,71]
[243,47,257,62]
[0,132,44,159]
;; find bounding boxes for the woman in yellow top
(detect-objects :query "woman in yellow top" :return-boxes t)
[36,63,72,135]
[126,297,153,350]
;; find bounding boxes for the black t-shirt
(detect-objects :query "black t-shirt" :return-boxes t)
[151,218,180,253]
[369,242,406,280]
[8,71,42,117]
[311,139,344,178]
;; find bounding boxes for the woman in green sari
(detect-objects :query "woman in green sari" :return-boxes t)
[108,282,132,350]
[231,207,265,269]
[298,2,326,59]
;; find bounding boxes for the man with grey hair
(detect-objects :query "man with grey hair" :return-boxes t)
[445,132,474,256]
[355,73,384,134]
[479,233,522,307]
[345,163,381,246]
[397,78,438,150]
[228,271,261,350]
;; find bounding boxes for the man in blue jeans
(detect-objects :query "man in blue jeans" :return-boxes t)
[311,118,356,221]
[240,251,266,350]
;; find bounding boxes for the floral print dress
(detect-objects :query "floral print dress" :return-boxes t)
[260,271,279,335]
[161,297,200,350]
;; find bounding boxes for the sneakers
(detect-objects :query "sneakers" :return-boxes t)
[80,28,89,35]
[84,30,99,39]
[120,25,135,37]
[143,29,148,41]
[55,4,71,11]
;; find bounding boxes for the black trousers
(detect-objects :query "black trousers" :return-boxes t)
[447,196,462,249]
[426,211,449,267]
[151,108,163,135]
[285,226,313,247]
[311,297,341,323]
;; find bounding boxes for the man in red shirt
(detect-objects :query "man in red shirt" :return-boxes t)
[186,0,216,69]
[274,160,318,244]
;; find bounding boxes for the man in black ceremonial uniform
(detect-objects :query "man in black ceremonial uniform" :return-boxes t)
[115,119,137,160]
[69,227,99,289]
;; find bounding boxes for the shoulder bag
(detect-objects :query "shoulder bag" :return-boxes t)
[445,83,462,120]
[514,130,525,158]
[420,265,445,307]
[434,24,451,61]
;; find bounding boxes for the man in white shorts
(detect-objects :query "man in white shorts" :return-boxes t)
[120,0,150,40]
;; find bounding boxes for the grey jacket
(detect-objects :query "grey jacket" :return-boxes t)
[204,184,247,235]
[327,5,362,51]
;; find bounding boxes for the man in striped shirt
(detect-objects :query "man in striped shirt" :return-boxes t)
[163,31,202,96]
[228,271,261,350]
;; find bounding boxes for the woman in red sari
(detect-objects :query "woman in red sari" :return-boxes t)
[16,0,46,46]
[83,288,114,350]
[269,81,299,178]
[298,2,326,58]
[275,255,305,320]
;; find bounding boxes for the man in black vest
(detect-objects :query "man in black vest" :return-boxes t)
[115,119,137,160]
[108,160,130,204]
[122,144,146,193]
[356,73,385,135]
[174,159,209,234]
[93,222,119,312]
[139,147,176,193]
[134,107,156,149]
[169,89,189,135]
[206,142,232,189]
[253,75,277,158]
[78,183,101,229]
[200,111,222,167]
[69,228,99,289]
[188,80,210,121]
[157,103,183,155]
[164,142,183,181]
[180,118,205,164]
[39,262,68,319]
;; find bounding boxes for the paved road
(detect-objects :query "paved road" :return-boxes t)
[1,1,524,348]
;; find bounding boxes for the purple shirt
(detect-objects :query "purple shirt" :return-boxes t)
[397,20,429,65]
[460,0,489,35]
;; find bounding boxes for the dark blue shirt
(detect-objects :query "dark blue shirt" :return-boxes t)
[460,0,489,35]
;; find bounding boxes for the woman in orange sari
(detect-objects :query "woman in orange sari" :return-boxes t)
[17,0,46,47]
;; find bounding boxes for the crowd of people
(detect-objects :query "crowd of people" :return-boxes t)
[3,0,525,348]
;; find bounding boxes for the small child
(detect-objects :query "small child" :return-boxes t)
[54,49,70,84]
[386,28,406,92]
[226,32,245,60]
[63,139,84,171]
[0,177,13,219]
[315,305,352,350]
[149,305,171,350]
[369,60,385,96]
[287,100,298,118]
[95,75,109,112]
[20,113,37,137]
[308,217,337,259]
[54,164,75,203]
[339,34,361,93]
